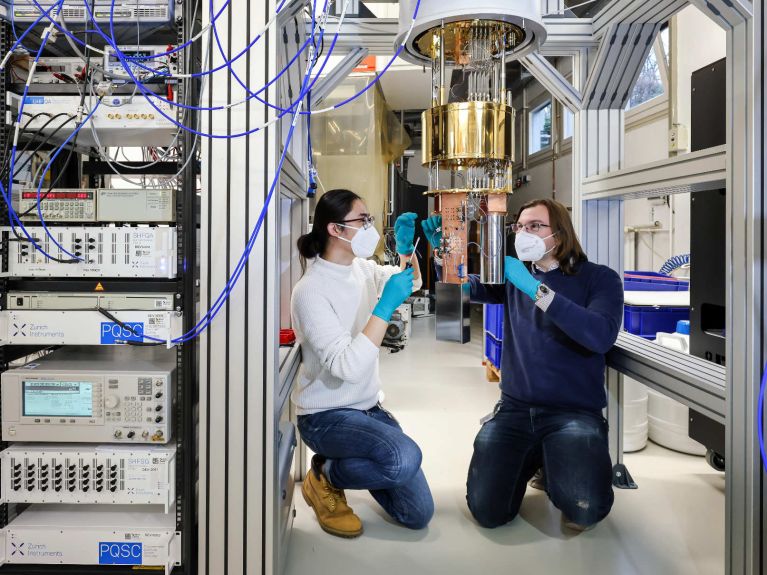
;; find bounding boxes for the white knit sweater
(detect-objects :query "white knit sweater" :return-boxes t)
[290,257,422,415]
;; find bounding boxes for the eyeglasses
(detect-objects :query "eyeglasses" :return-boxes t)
[338,214,375,230]
[510,222,551,234]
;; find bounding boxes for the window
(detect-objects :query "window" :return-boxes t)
[627,43,664,109]
[529,101,552,155]
[563,108,574,140]
[659,26,669,66]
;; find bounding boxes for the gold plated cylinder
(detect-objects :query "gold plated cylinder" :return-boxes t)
[422,102,515,167]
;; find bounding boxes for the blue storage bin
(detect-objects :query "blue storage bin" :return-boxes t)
[624,271,689,292]
[484,304,504,340]
[485,333,502,370]
[624,305,690,339]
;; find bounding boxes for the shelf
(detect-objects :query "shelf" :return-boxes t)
[581,145,726,200]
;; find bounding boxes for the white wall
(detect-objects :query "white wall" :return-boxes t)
[673,5,727,143]
[623,5,724,272]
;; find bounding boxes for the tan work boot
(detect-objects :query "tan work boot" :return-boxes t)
[301,456,363,538]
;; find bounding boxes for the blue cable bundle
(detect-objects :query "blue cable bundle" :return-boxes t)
[0,0,422,344]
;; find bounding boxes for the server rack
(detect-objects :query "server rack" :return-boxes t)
[0,0,200,571]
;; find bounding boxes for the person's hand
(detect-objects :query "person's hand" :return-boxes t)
[421,215,442,249]
[373,268,415,321]
[394,212,418,255]
[505,256,541,301]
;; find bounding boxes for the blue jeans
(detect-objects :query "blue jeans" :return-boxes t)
[467,395,614,528]
[297,405,434,529]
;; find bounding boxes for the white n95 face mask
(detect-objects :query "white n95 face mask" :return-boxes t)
[337,224,380,258]
[515,230,556,262]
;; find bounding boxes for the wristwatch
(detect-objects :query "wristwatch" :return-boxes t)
[534,283,556,312]
[535,284,551,301]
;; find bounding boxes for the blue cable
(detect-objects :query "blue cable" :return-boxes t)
[0,0,84,262]
[131,1,322,344]
[2,1,63,59]
[20,0,270,82]
[659,253,690,275]
[170,9,322,343]
[18,0,232,63]
[207,0,325,114]
[91,0,420,137]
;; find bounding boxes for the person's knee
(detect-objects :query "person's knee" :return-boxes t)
[381,437,422,486]
[556,488,614,526]
[466,482,516,528]
[401,494,434,530]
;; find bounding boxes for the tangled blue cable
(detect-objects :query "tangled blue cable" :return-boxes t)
[5,0,422,344]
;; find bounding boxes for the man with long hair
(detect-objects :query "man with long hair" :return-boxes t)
[423,198,623,532]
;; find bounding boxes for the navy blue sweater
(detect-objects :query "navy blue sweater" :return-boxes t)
[470,261,624,413]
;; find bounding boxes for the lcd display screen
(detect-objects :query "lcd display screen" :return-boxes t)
[22,381,94,417]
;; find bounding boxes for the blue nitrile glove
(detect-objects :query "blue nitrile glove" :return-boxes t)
[394,212,418,255]
[505,256,541,301]
[373,267,415,321]
[421,215,442,249]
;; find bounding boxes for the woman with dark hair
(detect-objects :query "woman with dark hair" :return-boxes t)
[292,189,434,539]
[423,198,623,533]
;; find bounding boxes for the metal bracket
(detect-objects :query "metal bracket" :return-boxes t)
[612,463,637,489]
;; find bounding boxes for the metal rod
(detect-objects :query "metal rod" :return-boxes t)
[500,36,506,105]
[439,21,446,106]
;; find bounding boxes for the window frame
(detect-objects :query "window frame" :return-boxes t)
[626,37,670,114]
[527,98,553,161]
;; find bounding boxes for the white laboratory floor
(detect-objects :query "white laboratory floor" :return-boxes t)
[285,310,725,575]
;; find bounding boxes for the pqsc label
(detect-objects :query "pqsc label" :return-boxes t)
[98,542,143,565]
[23,96,45,105]
[100,322,144,344]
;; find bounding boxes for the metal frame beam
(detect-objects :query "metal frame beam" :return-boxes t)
[583,22,660,109]
[310,46,369,108]
[580,144,726,199]
[316,17,398,54]
[688,0,752,28]
[608,333,727,422]
[520,52,583,112]
[318,16,598,56]
[575,1,764,572]
[721,6,763,574]
[592,0,686,37]
[540,17,599,52]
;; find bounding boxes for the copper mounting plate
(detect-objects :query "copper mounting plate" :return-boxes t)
[413,20,525,64]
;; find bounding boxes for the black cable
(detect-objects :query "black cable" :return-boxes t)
[16,145,78,218]
[0,112,60,180]
[96,307,165,346]
[7,114,74,180]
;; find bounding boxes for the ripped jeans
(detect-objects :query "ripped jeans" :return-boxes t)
[466,394,614,528]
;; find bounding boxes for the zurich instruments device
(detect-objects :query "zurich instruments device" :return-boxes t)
[1,347,176,443]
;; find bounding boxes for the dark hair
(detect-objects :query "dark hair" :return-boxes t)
[517,198,587,275]
[297,188,361,270]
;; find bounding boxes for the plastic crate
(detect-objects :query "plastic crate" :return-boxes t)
[624,271,689,292]
[485,333,502,370]
[624,305,690,339]
[484,304,504,340]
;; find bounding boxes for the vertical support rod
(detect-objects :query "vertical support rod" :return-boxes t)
[439,21,446,106]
